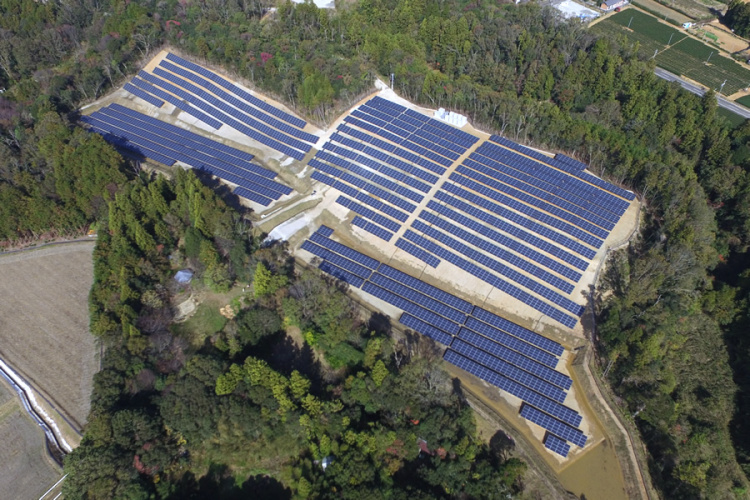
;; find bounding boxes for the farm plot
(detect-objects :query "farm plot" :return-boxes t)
[0,383,61,500]
[594,10,750,96]
[0,242,98,431]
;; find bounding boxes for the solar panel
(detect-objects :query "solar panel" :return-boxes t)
[399,313,453,346]
[544,433,571,458]
[520,404,587,448]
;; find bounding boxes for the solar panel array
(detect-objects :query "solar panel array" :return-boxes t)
[544,433,571,458]
[122,52,316,161]
[301,226,587,453]
[83,103,292,206]
[403,135,634,328]
[307,95,479,242]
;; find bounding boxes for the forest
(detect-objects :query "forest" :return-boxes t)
[1,0,750,497]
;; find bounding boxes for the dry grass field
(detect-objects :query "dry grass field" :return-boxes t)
[0,382,61,500]
[0,242,98,431]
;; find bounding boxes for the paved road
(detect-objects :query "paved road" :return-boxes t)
[654,67,750,119]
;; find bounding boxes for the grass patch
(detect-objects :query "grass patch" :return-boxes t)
[718,107,747,129]
[736,95,750,107]
[594,11,750,96]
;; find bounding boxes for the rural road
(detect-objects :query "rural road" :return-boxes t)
[654,67,750,119]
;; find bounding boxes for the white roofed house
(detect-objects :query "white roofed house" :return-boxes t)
[601,0,627,10]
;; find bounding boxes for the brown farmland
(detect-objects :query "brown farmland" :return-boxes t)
[0,242,98,431]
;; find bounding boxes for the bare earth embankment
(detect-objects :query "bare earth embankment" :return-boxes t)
[0,242,99,432]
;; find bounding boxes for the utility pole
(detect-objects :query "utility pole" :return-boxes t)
[652,49,659,59]
[706,51,713,63]
[667,33,674,46]
[719,79,727,94]
[627,16,633,29]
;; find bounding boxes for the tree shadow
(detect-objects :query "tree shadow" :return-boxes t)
[191,169,251,216]
[170,464,291,499]
[267,333,324,392]
[366,311,392,337]
[489,430,515,462]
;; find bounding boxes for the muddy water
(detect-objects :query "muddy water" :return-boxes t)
[558,439,628,500]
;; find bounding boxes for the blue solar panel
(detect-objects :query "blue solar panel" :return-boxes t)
[157,60,317,144]
[362,282,460,335]
[473,308,564,356]
[123,83,165,107]
[87,111,291,199]
[316,225,335,237]
[520,404,587,448]
[463,319,559,369]
[165,53,307,128]
[457,329,571,390]
[444,350,581,427]
[395,238,441,268]
[308,232,380,269]
[399,313,453,346]
[544,433,571,457]
[451,339,567,402]
[319,261,365,288]
[369,273,467,323]
[233,186,272,206]
[351,215,394,241]
[377,264,474,313]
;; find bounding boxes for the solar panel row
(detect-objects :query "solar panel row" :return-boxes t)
[318,260,365,288]
[84,115,288,205]
[336,196,401,233]
[105,103,255,162]
[352,216,394,241]
[474,143,628,218]
[152,66,314,152]
[363,282,460,335]
[338,124,447,176]
[449,175,604,248]
[467,153,620,227]
[158,60,317,144]
[316,150,424,202]
[399,313,453,345]
[330,133,440,184]
[394,238,441,268]
[165,53,307,128]
[370,272,466,323]
[308,232,380,269]
[401,229,579,329]
[300,240,373,280]
[128,77,223,129]
[444,350,582,428]
[96,106,277,182]
[134,70,310,161]
[344,116,454,168]
[451,338,568,403]
[457,328,572,390]
[316,225,335,237]
[123,83,165,107]
[489,134,634,202]
[84,108,292,204]
[473,307,565,356]
[544,433,571,457]
[324,143,432,193]
[457,164,610,239]
[435,188,595,263]
[421,206,580,291]
[462,319,559,369]
[411,219,583,315]
[520,404,587,448]
[378,264,473,313]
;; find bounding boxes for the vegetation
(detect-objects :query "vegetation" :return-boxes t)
[724,0,750,39]
[61,168,525,498]
[594,10,750,95]
[1,0,750,497]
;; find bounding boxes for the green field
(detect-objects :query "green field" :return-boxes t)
[594,10,750,96]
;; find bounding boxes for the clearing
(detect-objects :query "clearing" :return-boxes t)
[0,381,62,500]
[0,242,99,433]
